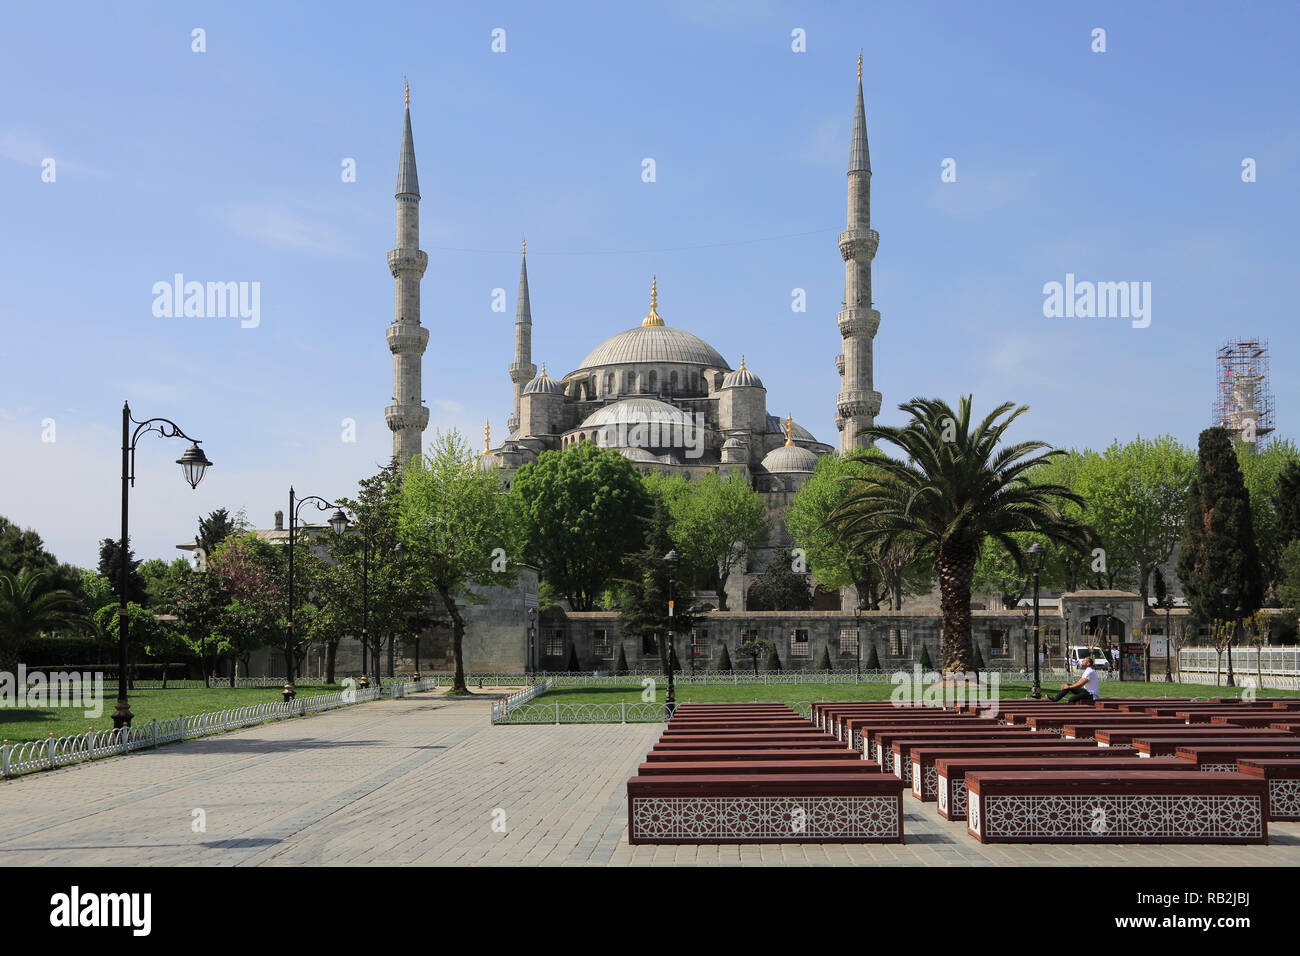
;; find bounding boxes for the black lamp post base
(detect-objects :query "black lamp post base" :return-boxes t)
[111,701,133,729]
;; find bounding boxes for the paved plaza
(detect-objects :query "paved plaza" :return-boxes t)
[1,692,1297,866]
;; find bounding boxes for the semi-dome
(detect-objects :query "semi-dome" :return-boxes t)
[761,443,818,474]
[576,325,730,372]
[522,363,565,395]
[579,398,696,430]
[618,447,658,462]
[721,437,746,449]
[721,355,763,389]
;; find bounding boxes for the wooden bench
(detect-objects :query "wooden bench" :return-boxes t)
[871,728,1039,776]
[964,770,1268,844]
[936,755,1191,821]
[637,759,875,776]
[654,737,845,751]
[1270,722,1300,733]
[1026,714,1186,733]
[845,715,997,753]
[813,704,920,733]
[1235,759,1300,821]
[909,741,1113,805]
[1059,718,1188,740]
[646,748,884,767]
[1174,743,1300,771]
[626,772,906,843]
[1132,735,1299,758]
[1096,726,1293,747]
[828,707,955,741]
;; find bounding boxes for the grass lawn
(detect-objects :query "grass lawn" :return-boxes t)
[0,684,345,743]
[538,679,1300,710]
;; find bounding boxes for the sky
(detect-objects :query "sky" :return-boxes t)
[2,0,1298,570]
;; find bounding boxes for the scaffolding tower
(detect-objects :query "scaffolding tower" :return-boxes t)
[1214,339,1275,449]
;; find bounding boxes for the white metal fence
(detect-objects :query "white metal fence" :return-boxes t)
[0,686,383,780]
[489,679,554,722]
[492,698,817,725]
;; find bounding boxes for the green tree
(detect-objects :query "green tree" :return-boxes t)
[715,642,732,671]
[77,569,116,616]
[1235,439,1300,597]
[508,442,651,610]
[829,396,1092,673]
[566,644,581,673]
[196,507,243,564]
[1275,460,1300,553]
[651,472,767,611]
[614,644,629,674]
[616,497,697,688]
[865,642,881,670]
[765,645,782,671]
[970,639,985,675]
[0,517,82,595]
[98,537,146,605]
[209,532,286,678]
[817,645,833,671]
[919,644,934,671]
[174,565,229,686]
[737,637,771,676]
[746,548,813,610]
[1177,427,1265,625]
[399,430,517,694]
[0,569,91,672]
[1275,540,1300,612]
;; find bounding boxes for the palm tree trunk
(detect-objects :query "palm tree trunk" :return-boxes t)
[936,543,976,674]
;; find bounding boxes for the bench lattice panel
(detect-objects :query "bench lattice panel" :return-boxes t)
[630,795,899,841]
[969,793,1264,840]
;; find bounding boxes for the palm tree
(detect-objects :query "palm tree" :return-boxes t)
[828,396,1092,673]
[0,569,93,674]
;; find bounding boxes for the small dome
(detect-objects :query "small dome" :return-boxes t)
[721,355,764,389]
[761,443,817,474]
[722,437,746,449]
[618,447,658,462]
[523,363,565,395]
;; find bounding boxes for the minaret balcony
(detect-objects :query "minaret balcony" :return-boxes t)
[837,307,880,339]
[387,248,429,278]
[834,353,845,376]
[385,404,430,432]
[386,323,429,354]
[838,227,879,262]
[836,388,882,420]
[508,361,537,383]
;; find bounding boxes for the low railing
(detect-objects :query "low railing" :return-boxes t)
[490,679,554,721]
[388,676,441,698]
[0,686,382,780]
[492,698,817,725]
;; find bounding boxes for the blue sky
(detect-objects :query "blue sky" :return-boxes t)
[2,0,1298,568]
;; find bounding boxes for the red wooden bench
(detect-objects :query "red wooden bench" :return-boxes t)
[871,728,1039,776]
[908,741,1114,805]
[827,706,956,740]
[845,715,998,752]
[1235,759,1300,821]
[653,737,844,751]
[646,748,884,767]
[637,759,875,776]
[1059,718,1189,740]
[964,770,1268,844]
[1026,714,1186,733]
[1096,726,1293,747]
[936,755,1191,821]
[1132,734,1299,757]
[1270,722,1300,733]
[1173,743,1300,771]
[626,772,906,843]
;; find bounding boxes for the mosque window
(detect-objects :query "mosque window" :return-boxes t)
[648,370,658,391]
[626,371,637,392]
[669,371,678,393]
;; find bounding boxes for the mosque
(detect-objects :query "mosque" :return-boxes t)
[384,61,882,612]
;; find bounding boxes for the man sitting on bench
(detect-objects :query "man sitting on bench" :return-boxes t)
[1046,656,1100,703]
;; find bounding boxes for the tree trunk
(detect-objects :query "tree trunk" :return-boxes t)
[161,661,168,690]
[936,542,976,674]
[325,638,339,685]
[440,587,468,693]
[283,645,295,686]
[715,571,729,611]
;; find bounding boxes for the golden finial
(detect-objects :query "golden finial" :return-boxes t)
[484,419,491,452]
[785,412,794,446]
[857,52,862,81]
[642,275,664,327]
[404,77,410,108]
[541,362,547,376]
[522,236,526,256]
[739,354,746,370]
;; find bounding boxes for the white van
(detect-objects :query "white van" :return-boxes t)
[1067,646,1109,670]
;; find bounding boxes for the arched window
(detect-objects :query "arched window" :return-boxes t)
[669,370,678,393]
[605,373,614,395]
[626,371,637,393]
[648,370,658,392]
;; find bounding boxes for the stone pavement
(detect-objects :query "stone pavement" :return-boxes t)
[0,692,1296,866]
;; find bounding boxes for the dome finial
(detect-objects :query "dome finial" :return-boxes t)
[541,362,547,375]
[740,354,746,370]
[785,412,794,446]
[484,419,491,452]
[857,52,862,81]
[522,235,526,256]
[405,76,410,108]
[642,275,664,326]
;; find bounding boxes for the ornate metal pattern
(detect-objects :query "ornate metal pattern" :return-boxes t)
[629,795,899,842]
[952,779,969,818]
[937,777,948,815]
[1269,779,1300,819]
[922,764,939,800]
[876,744,894,774]
[1200,763,1238,772]
[976,794,1264,840]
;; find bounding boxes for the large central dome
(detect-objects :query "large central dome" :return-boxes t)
[576,324,731,371]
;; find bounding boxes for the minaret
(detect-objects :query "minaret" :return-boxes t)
[507,239,536,433]
[386,80,430,464]
[835,54,883,452]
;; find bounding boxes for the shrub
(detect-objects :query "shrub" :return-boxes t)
[865,643,881,669]
[919,644,934,670]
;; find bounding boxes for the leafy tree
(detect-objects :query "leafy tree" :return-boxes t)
[1277,540,1300,613]
[77,569,117,616]
[98,537,146,605]
[399,430,517,694]
[1074,436,1195,601]
[616,496,697,688]
[93,601,187,685]
[196,508,243,566]
[715,642,732,671]
[1177,427,1265,625]
[0,517,81,595]
[508,442,651,610]
[1235,439,1300,597]
[209,532,287,678]
[649,471,767,610]
[0,570,92,672]
[817,645,833,671]
[829,396,1092,673]
[174,566,229,685]
[746,548,813,611]
[139,557,192,609]
[737,637,771,676]
[1275,460,1300,553]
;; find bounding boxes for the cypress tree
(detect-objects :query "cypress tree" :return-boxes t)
[970,639,985,675]
[566,644,581,673]
[865,642,881,670]
[1178,428,1265,623]
[715,642,733,671]
[765,645,782,671]
[818,645,833,670]
[919,644,934,670]
[614,644,628,675]
[1276,460,1300,552]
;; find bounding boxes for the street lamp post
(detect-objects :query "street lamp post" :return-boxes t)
[1104,601,1116,681]
[115,402,212,728]
[287,487,348,689]
[1220,587,1240,688]
[663,550,680,710]
[853,601,866,680]
[527,606,537,679]
[1028,542,1045,698]
[1159,594,1174,683]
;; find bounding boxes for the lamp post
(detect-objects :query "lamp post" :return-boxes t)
[853,601,866,680]
[287,487,348,689]
[114,402,211,728]
[1027,542,1045,698]
[663,549,680,709]
[527,606,537,679]
[1103,601,1116,681]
